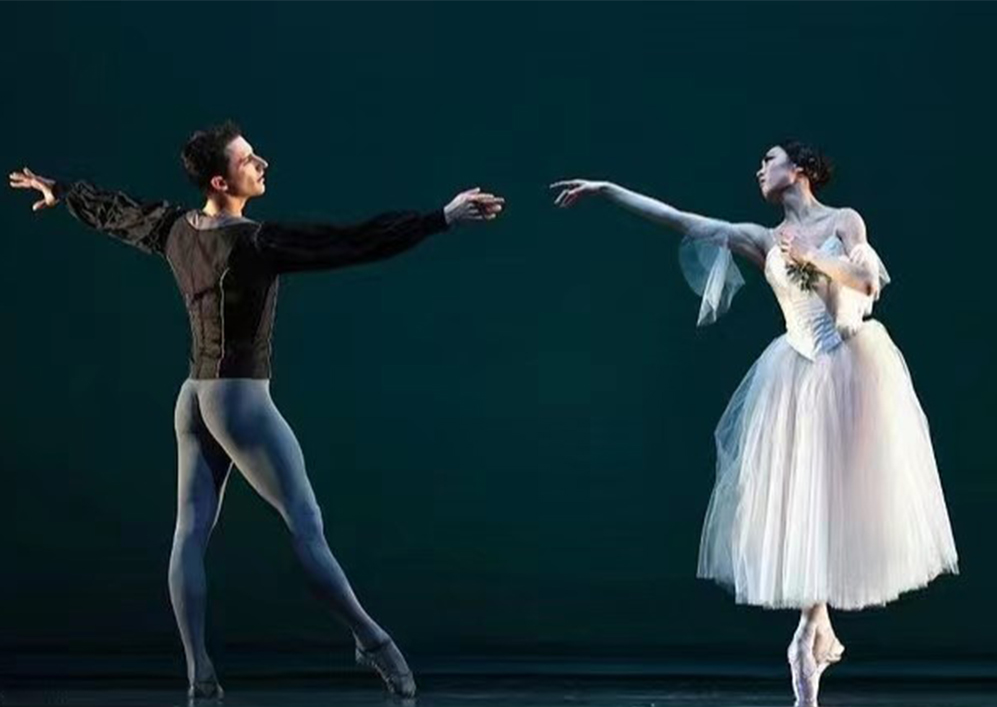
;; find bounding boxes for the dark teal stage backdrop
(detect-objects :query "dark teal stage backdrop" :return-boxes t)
[3,3,995,667]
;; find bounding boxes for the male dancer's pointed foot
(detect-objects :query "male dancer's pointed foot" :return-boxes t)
[187,677,224,703]
[355,638,417,698]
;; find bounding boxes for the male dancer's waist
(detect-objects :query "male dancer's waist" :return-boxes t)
[188,352,271,380]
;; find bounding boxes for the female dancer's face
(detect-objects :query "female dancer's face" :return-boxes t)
[219,135,269,199]
[756,146,801,203]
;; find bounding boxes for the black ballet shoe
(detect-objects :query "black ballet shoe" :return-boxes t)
[355,638,417,698]
[187,678,224,702]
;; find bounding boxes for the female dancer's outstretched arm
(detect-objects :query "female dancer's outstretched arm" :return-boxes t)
[551,179,771,268]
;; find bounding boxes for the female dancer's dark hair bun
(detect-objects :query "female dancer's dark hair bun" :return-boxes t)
[781,140,834,192]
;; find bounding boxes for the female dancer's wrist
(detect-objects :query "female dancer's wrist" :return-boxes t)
[596,181,619,199]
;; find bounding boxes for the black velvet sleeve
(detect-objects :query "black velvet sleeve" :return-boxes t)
[58,180,184,256]
[250,209,450,274]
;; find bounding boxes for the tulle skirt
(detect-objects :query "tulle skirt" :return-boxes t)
[697,320,958,610]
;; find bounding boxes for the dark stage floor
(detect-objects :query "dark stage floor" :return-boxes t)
[2,678,995,707]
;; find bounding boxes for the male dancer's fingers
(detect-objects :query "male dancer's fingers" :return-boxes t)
[10,179,33,189]
[470,196,503,207]
[470,206,499,220]
[32,198,48,211]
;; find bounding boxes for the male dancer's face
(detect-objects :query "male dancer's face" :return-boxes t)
[216,135,269,199]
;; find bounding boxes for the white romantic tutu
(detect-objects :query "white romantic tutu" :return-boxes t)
[681,229,958,610]
[696,321,959,609]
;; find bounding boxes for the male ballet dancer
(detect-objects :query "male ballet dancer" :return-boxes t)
[9,120,504,699]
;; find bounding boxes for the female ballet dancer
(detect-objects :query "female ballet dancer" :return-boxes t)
[9,121,504,700]
[551,141,958,706]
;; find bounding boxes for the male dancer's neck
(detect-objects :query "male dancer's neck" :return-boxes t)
[202,194,248,219]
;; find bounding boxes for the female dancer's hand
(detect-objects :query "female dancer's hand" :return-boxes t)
[778,226,815,265]
[444,187,505,225]
[9,167,59,211]
[550,179,608,208]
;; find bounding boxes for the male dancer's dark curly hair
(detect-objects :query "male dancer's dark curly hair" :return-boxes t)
[180,120,243,192]
[781,140,834,192]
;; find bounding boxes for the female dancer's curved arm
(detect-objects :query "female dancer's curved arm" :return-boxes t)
[778,208,881,297]
[550,179,772,268]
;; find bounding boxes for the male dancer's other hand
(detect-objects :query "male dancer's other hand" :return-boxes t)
[444,187,505,226]
[9,167,59,211]
[549,179,608,208]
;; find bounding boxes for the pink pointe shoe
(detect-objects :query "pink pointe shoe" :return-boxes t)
[788,624,845,707]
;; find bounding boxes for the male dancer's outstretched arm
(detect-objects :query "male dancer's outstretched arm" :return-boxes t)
[251,187,500,273]
[9,169,183,255]
[10,168,502,269]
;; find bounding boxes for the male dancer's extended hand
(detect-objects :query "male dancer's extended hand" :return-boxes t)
[9,167,58,211]
[443,187,504,225]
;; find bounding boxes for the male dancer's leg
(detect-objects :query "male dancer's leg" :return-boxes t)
[195,378,389,649]
[168,379,233,689]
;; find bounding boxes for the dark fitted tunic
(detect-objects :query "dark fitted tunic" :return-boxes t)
[59,181,449,379]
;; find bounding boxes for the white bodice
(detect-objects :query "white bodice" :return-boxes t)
[765,236,890,360]
[679,232,890,361]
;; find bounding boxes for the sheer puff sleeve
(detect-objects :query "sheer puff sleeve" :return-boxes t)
[678,232,746,326]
